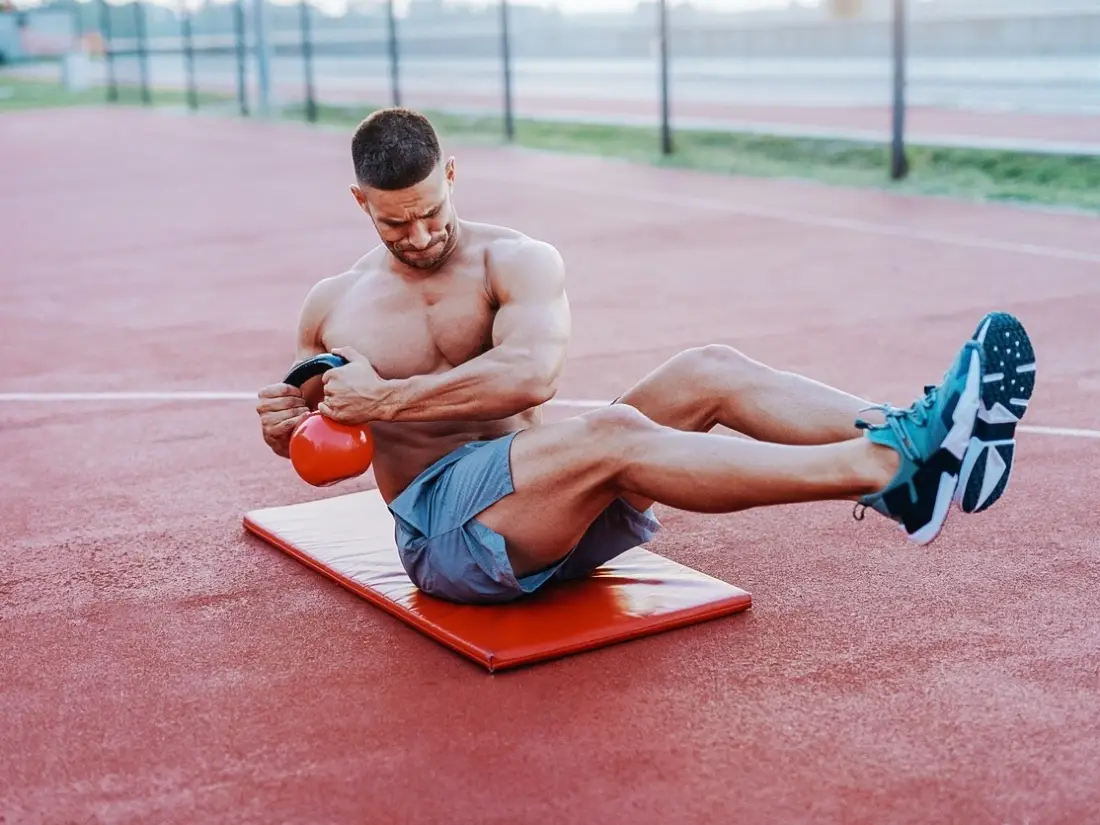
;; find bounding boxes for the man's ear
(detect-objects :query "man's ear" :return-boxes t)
[349,183,369,212]
[445,157,456,186]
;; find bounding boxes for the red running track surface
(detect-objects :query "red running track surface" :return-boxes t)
[2,107,1099,824]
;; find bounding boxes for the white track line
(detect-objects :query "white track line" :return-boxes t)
[509,177,1100,265]
[1018,425,1100,440]
[0,393,605,404]
[0,393,1096,440]
[0,391,256,401]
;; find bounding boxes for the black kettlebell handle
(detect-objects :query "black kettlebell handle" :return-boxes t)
[283,353,349,388]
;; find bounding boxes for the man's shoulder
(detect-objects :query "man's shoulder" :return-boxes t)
[300,249,386,318]
[468,226,565,305]
[475,224,563,278]
[461,220,552,251]
[302,270,356,311]
[308,248,386,297]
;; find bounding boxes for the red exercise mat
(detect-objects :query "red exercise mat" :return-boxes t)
[243,490,752,672]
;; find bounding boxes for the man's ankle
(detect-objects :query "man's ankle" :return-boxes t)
[859,440,901,495]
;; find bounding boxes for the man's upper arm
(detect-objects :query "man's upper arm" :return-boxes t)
[488,239,571,395]
[291,275,344,406]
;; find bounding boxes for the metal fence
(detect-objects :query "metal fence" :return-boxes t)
[11,0,1100,174]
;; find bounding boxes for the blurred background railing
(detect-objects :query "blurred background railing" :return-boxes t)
[4,0,1099,180]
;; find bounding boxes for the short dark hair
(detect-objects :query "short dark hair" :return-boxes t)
[351,108,442,190]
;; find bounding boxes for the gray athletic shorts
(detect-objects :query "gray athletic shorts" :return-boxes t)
[387,431,661,604]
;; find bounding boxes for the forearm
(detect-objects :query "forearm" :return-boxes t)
[376,349,554,422]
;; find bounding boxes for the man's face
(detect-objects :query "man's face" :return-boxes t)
[352,158,458,270]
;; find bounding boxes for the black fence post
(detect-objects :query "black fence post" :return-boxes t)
[134,0,150,105]
[891,0,908,180]
[180,0,197,111]
[658,0,672,155]
[233,0,249,116]
[97,0,117,102]
[299,0,316,122]
[500,0,514,140]
[387,0,401,107]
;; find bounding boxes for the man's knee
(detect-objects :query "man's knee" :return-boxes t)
[671,344,767,390]
[576,405,661,489]
[584,403,659,437]
[579,405,659,460]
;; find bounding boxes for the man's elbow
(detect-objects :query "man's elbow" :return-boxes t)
[499,345,564,410]
[513,363,560,409]
[520,376,557,408]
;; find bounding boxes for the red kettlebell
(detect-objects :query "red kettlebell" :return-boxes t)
[289,411,374,487]
[282,353,374,487]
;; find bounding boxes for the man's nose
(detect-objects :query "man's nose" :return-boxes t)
[408,223,433,249]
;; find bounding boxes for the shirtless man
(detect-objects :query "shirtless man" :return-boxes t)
[255,108,1037,605]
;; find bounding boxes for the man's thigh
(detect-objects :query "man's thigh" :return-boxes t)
[476,349,721,577]
[473,408,646,579]
[613,349,717,427]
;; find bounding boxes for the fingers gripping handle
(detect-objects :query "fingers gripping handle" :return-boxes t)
[281,353,372,488]
[283,353,349,388]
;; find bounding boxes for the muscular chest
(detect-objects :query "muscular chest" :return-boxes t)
[321,273,495,379]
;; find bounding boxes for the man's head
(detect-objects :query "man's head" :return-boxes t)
[349,108,458,270]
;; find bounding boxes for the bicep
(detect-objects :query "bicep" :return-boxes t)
[490,242,571,378]
[292,276,340,407]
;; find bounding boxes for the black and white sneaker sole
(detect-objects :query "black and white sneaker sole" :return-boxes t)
[955,312,1036,514]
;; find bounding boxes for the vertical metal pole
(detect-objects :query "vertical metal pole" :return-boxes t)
[234,0,249,115]
[134,0,151,105]
[500,0,514,140]
[299,0,316,122]
[890,0,908,180]
[252,0,274,116]
[387,0,401,107]
[71,2,85,39]
[97,0,117,102]
[181,0,197,111]
[658,0,672,155]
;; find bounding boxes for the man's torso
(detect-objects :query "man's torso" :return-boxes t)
[317,221,543,500]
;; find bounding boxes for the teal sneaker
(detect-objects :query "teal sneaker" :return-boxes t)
[854,340,984,545]
[955,312,1036,514]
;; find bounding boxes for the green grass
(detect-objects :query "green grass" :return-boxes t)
[0,74,232,112]
[291,101,1100,214]
[6,75,1097,214]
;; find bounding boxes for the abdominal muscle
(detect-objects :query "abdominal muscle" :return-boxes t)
[367,409,541,503]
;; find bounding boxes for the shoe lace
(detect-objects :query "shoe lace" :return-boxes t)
[850,384,940,522]
[854,384,939,463]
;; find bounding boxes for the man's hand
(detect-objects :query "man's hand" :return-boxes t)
[256,383,311,458]
[318,347,389,424]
